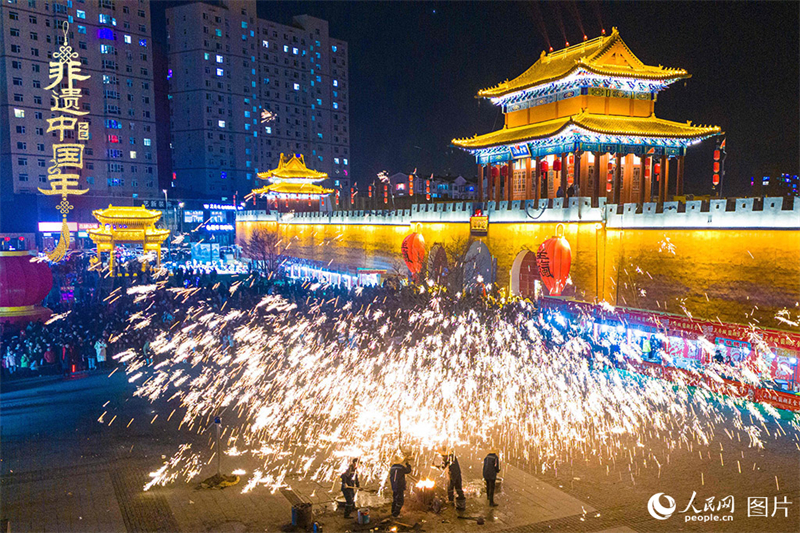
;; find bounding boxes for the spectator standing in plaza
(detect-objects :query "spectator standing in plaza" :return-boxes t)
[95,338,107,370]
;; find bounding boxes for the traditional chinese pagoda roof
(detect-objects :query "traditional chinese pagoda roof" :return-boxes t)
[251,182,334,196]
[478,28,690,99]
[92,205,163,226]
[257,153,328,182]
[452,110,722,150]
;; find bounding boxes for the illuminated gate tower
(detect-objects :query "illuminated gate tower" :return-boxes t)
[453,28,722,205]
[250,153,333,213]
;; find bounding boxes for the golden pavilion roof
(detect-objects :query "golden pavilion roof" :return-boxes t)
[257,153,328,182]
[92,205,163,226]
[251,182,333,196]
[478,28,690,99]
[452,110,722,150]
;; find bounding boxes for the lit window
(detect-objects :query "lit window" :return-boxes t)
[333,102,339,109]
[216,68,223,76]
[343,159,348,165]
[293,83,299,91]
[333,79,338,87]
[262,40,269,48]
[99,14,109,24]
[139,39,147,47]
[215,29,222,37]
[130,151,137,159]
[14,108,24,118]
[292,47,298,55]
[143,138,151,146]
[241,21,247,28]
[283,45,288,52]
[76,10,85,18]
[265,126,272,134]
[124,35,131,44]
[332,45,337,52]
[218,120,225,128]
[334,158,340,164]
[216,54,223,63]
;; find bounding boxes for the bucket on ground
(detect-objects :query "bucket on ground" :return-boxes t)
[291,503,312,529]
[357,508,370,524]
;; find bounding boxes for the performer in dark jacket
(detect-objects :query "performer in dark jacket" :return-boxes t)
[389,457,412,517]
[438,451,465,503]
[340,459,359,518]
[483,451,501,506]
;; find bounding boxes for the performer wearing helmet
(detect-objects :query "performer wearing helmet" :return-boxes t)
[483,450,501,506]
[436,449,464,503]
[389,455,412,517]
[340,458,359,518]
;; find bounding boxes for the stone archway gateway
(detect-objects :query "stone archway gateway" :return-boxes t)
[510,249,541,299]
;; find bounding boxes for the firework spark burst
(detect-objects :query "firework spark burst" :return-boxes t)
[113,287,797,493]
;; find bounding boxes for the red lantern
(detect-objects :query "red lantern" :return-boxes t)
[500,165,508,177]
[0,251,53,324]
[383,184,388,204]
[368,185,372,198]
[714,150,721,161]
[491,166,499,178]
[712,174,720,186]
[540,161,549,173]
[713,162,720,173]
[401,233,426,281]
[553,159,562,172]
[536,225,572,296]
[408,175,414,196]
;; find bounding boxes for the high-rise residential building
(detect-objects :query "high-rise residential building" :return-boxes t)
[0,0,159,240]
[166,2,350,202]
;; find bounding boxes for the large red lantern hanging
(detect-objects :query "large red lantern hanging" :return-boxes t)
[401,232,426,281]
[536,224,572,296]
[491,166,499,178]
[540,160,549,173]
[553,159,562,172]
[0,251,53,325]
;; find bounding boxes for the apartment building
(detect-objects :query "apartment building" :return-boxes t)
[0,0,159,238]
[166,2,350,201]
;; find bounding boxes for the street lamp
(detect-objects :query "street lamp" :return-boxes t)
[162,189,171,262]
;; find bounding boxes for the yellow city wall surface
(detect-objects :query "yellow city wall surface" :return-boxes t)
[237,221,800,330]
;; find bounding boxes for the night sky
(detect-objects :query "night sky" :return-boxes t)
[152,1,799,197]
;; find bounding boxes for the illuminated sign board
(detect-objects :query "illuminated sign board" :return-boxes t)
[470,216,489,236]
[184,210,204,223]
[38,222,99,232]
[203,203,242,211]
[206,224,234,232]
[510,144,530,159]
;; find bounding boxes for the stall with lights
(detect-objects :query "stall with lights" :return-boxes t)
[249,153,333,212]
[452,28,722,206]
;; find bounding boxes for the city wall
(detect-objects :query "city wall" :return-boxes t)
[237,198,800,330]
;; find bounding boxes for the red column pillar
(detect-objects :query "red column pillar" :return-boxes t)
[676,155,685,197]
[478,164,484,202]
[592,152,602,207]
[639,156,647,205]
[506,161,513,202]
[613,153,622,205]
[486,162,493,202]
[525,157,532,200]
[659,155,669,202]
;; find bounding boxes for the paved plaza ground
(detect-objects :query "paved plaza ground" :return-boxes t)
[1,371,798,533]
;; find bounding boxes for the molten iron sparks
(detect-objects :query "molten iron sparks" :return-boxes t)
[113,289,797,493]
